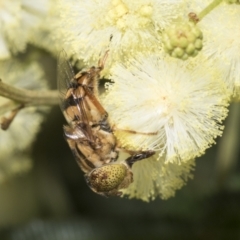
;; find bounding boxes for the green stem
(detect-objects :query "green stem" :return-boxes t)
[198,0,224,20]
[0,80,58,106]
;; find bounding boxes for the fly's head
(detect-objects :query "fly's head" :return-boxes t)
[85,150,155,197]
[85,162,133,197]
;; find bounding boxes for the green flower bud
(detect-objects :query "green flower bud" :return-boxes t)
[162,21,203,60]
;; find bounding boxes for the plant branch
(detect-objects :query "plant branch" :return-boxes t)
[0,80,58,106]
[0,101,20,116]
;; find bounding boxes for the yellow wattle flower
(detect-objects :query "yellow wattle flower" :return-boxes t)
[56,0,185,71]
[102,54,229,163]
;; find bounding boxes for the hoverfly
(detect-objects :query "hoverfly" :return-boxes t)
[57,50,155,197]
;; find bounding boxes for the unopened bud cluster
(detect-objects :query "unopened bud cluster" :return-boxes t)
[162,22,203,60]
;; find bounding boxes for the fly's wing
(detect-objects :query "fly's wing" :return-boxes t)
[57,50,94,142]
[57,49,75,115]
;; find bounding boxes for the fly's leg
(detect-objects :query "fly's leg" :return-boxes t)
[97,34,112,70]
[116,145,155,167]
[81,50,109,123]
[83,85,108,122]
[113,125,158,136]
[124,150,155,167]
[0,104,24,130]
[98,50,109,70]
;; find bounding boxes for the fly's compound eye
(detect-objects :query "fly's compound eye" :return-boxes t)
[86,164,128,193]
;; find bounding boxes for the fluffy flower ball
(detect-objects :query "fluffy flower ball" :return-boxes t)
[56,0,184,68]
[102,54,229,163]
[184,1,240,98]
[0,0,51,59]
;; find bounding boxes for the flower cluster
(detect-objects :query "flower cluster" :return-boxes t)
[103,55,229,163]
[0,0,239,201]
[162,21,203,60]
[102,54,229,201]
[199,3,240,98]
[56,0,184,70]
[0,0,54,59]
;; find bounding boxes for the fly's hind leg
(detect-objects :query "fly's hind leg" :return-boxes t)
[124,150,155,168]
[116,145,155,168]
[83,85,108,123]
[114,126,157,167]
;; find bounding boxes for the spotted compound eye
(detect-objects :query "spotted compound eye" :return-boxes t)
[86,163,128,193]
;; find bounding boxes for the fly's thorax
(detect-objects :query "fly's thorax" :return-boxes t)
[85,162,133,196]
[78,66,102,98]
[74,70,94,87]
[75,66,100,88]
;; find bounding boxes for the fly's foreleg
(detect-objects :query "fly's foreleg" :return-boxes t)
[98,50,109,70]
